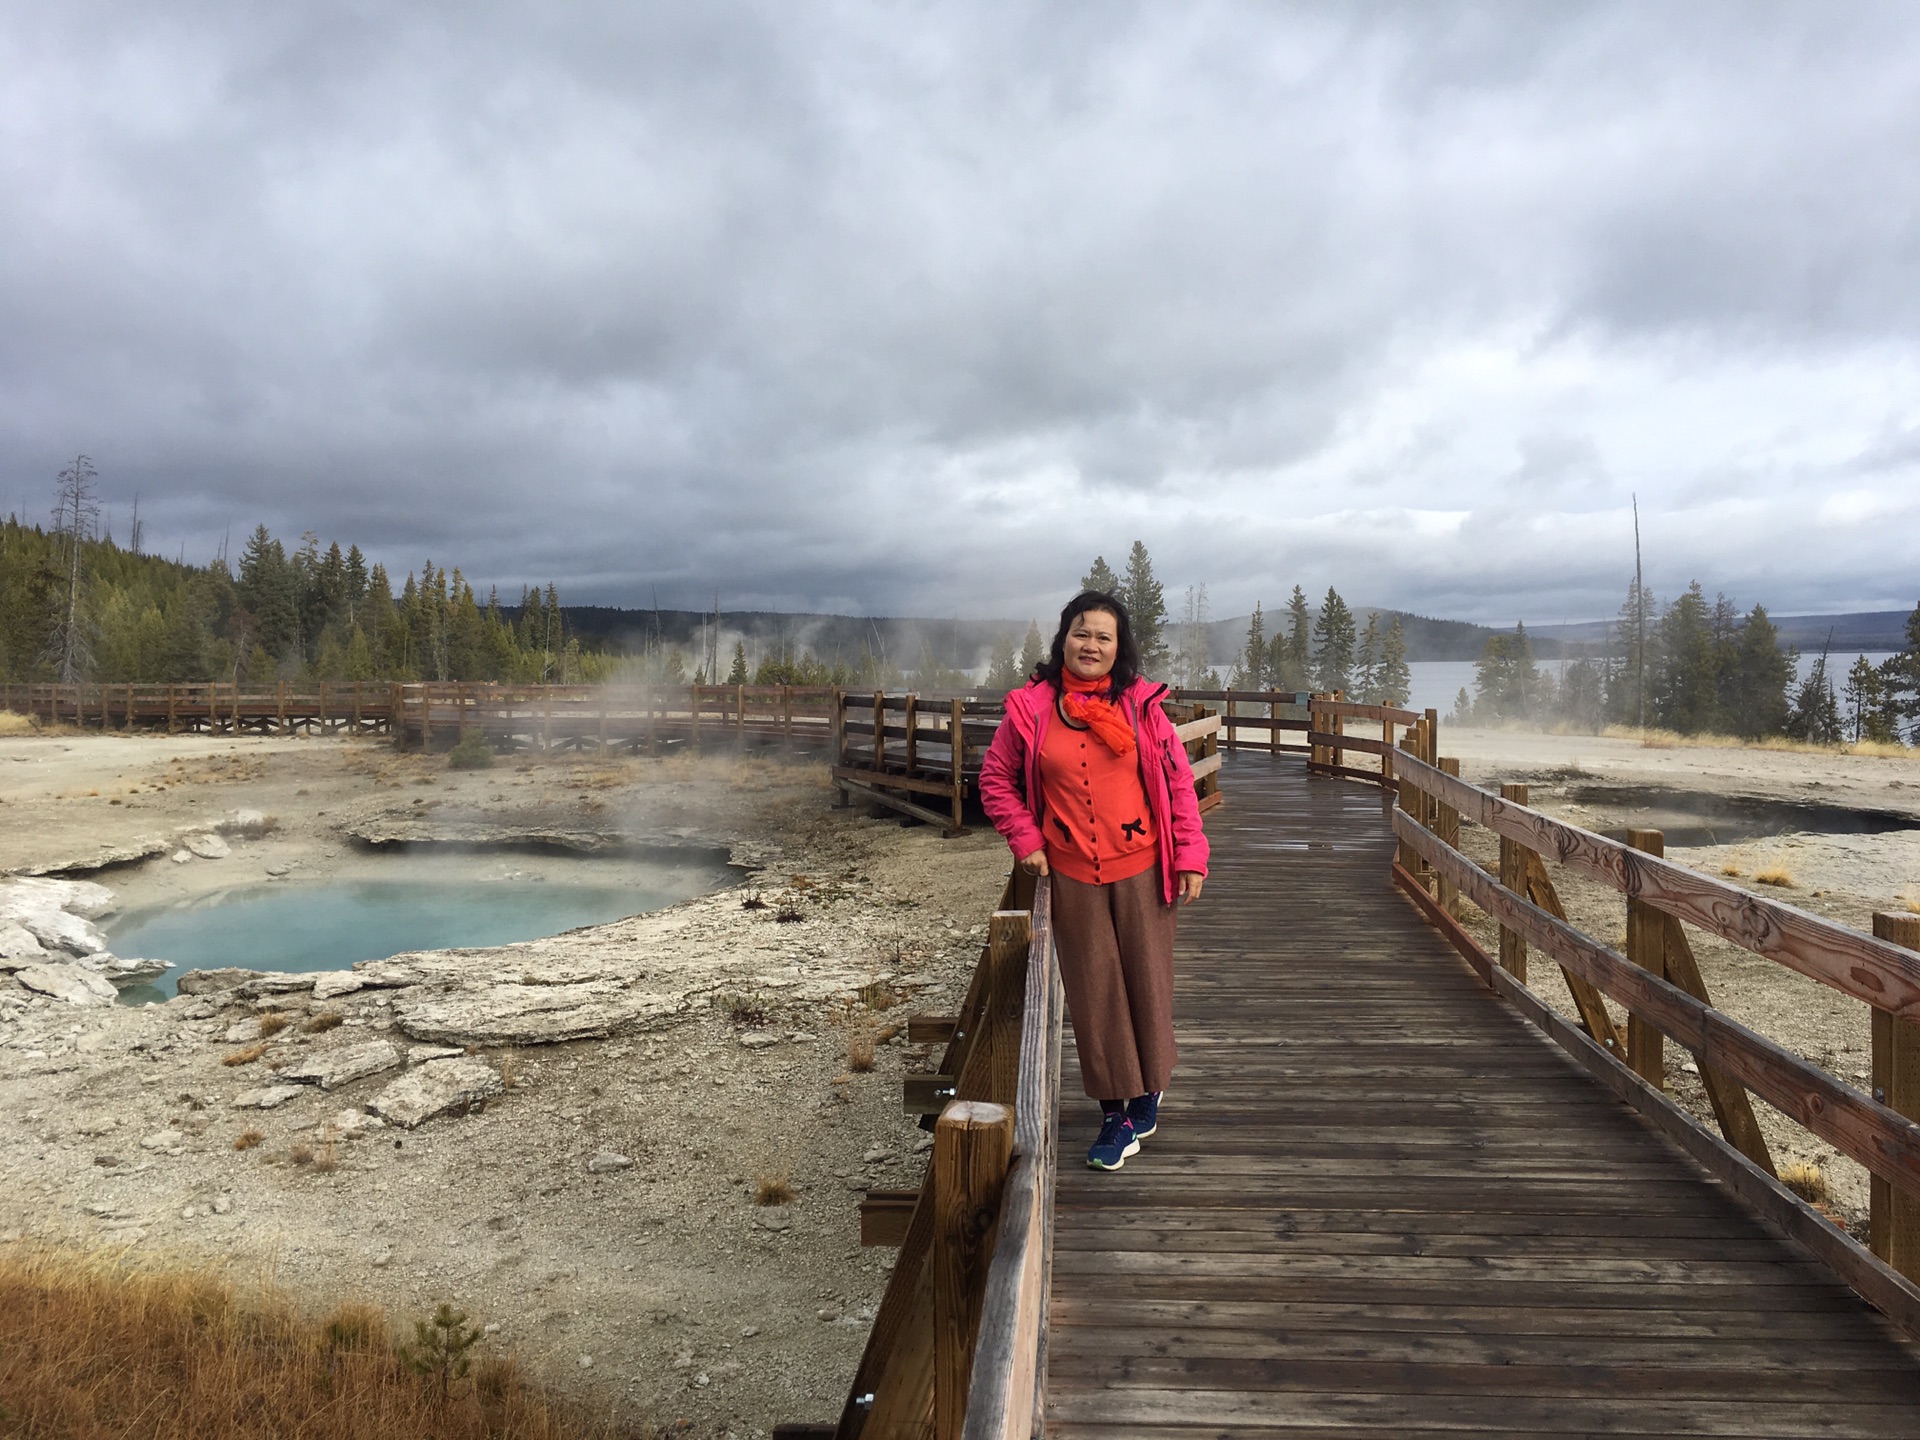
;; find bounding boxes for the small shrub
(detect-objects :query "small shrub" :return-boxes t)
[304,1011,344,1033]
[754,1172,794,1206]
[233,1129,265,1152]
[1780,1159,1831,1205]
[847,1017,876,1073]
[447,729,496,770]
[718,992,770,1028]
[255,1013,290,1038]
[402,1302,485,1403]
[858,980,899,1012]
[1720,864,1742,878]
[322,1300,387,1352]
[775,904,805,924]
[313,1138,339,1174]
[1901,890,1920,916]
[223,1042,269,1067]
[499,1052,522,1090]
[288,1141,315,1167]
[740,889,767,911]
[1755,867,1795,888]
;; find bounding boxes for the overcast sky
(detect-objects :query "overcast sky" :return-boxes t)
[4,2,1919,626]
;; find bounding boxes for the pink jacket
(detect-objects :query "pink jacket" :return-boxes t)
[979,676,1210,906]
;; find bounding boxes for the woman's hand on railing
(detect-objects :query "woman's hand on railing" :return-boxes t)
[1178,872,1204,904]
[1018,848,1050,877]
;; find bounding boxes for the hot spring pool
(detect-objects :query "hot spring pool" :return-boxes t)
[107,856,733,1005]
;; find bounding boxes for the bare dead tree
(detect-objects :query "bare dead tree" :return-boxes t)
[47,455,99,682]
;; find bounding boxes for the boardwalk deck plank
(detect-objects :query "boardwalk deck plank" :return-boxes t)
[1044,754,1920,1437]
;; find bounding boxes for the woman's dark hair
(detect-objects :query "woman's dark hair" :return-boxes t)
[1033,590,1141,699]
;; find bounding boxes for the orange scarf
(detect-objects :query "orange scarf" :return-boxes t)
[1059,670,1135,756]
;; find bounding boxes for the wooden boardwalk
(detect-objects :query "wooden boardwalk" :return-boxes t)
[1045,755,1920,1438]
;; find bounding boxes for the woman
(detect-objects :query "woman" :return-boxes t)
[978,590,1209,1170]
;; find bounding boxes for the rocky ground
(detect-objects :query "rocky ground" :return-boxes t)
[0,729,1012,1437]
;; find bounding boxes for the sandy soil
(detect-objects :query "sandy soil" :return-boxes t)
[0,730,1012,1437]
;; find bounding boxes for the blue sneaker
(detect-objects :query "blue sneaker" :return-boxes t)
[1126,1091,1162,1141]
[1087,1110,1139,1170]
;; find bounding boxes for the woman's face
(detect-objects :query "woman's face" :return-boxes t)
[1063,609,1120,681]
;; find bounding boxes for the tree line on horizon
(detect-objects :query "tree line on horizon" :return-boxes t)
[1451,579,1920,745]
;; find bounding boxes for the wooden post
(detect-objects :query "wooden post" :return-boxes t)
[949,698,966,833]
[783,685,794,752]
[1224,693,1236,753]
[873,691,886,773]
[985,910,1031,1105]
[353,681,363,732]
[276,680,287,734]
[1330,696,1345,771]
[904,695,919,781]
[1497,782,1530,982]
[1872,909,1920,1278]
[735,683,745,746]
[831,690,850,808]
[1268,691,1278,756]
[1624,829,1668,1090]
[1380,718,1395,786]
[1435,757,1461,916]
[933,1099,1014,1440]
[166,685,178,734]
[421,688,433,751]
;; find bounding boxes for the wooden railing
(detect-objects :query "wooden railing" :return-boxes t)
[1388,746,1920,1335]
[1,680,393,734]
[829,690,1223,838]
[389,681,843,753]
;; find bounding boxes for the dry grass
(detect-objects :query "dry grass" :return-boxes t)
[288,1140,316,1166]
[846,1015,877,1073]
[753,1172,794,1206]
[1900,889,1920,916]
[0,709,38,735]
[0,1242,631,1439]
[256,1013,291,1038]
[1754,866,1796,888]
[1598,724,1913,759]
[1780,1160,1832,1205]
[313,1137,340,1174]
[1719,864,1743,878]
[233,1129,265,1152]
[223,1042,270,1067]
[304,1011,345,1034]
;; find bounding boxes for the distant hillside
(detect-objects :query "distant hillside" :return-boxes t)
[1529,609,1912,654]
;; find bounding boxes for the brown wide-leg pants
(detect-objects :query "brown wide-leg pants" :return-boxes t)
[1051,867,1178,1101]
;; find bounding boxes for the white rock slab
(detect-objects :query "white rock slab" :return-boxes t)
[276,1040,403,1090]
[310,971,367,1001]
[15,963,117,1006]
[231,1085,305,1109]
[0,923,49,965]
[393,982,681,1046]
[0,877,116,919]
[17,909,108,956]
[184,833,231,860]
[78,954,171,984]
[367,1058,503,1128]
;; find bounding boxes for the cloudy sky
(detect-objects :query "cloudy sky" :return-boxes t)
[4,2,1919,625]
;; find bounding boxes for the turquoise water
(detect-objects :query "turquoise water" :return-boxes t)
[108,861,731,1006]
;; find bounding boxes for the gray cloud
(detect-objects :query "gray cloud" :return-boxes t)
[4,1,1919,626]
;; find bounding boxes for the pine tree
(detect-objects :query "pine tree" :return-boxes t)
[1121,541,1168,671]
[1270,586,1312,692]
[984,631,1022,692]
[1171,584,1212,687]
[1310,587,1355,694]
[47,455,99,682]
[1378,618,1411,707]
[1787,646,1841,745]
[1352,612,1383,704]
[1609,575,1659,727]
[1449,686,1474,724]
[1845,654,1895,743]
[1018,620,1046,679]
[1231,603,1266,691]
[1651,582,1717,734]
[1081,555,1122,596]
[1882,600,1920,742]
[725,640,749,684]
[1717,603,1792,738]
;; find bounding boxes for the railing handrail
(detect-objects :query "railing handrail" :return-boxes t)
[963,878,1062,1440]
[1392,747,1920,1018]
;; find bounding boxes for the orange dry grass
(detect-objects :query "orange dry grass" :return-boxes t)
[0,1243,629,1440]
